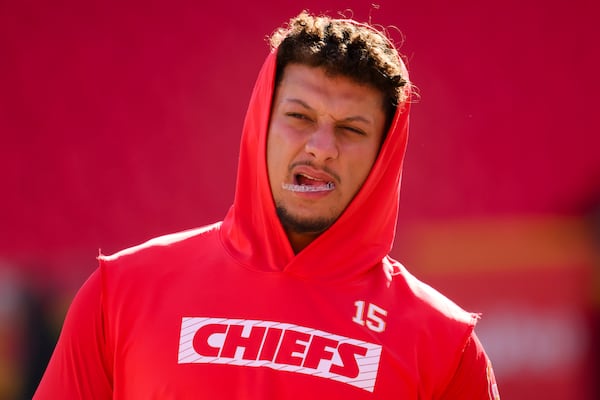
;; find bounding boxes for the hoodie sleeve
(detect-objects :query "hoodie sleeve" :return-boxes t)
[440,332,500,400]
[33,268,113,399]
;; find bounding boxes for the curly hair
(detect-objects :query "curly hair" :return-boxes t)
[269,11,410,124]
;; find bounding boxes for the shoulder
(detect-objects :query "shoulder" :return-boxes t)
[382,257,486,396]
[93,222,225,312]
[95,222,224,288]
[384,256,479,328]
[99,222,222,265]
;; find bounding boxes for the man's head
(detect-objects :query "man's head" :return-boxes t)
[266,11,410,253]
[269,11,409,129]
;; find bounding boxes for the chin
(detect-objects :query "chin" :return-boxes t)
[275,205,336,234]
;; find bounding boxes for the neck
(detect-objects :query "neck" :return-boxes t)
[286,229,321,254]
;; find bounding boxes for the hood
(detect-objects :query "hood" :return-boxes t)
[220,50,410,282]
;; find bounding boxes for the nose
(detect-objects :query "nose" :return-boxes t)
[304,124,339,161]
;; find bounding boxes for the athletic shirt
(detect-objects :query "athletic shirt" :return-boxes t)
[34,50,500,399]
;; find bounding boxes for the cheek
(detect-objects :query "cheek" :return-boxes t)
[266,130,286,184]
[266,125,302,175]
[266,136,277,182]
[348,145,380,185]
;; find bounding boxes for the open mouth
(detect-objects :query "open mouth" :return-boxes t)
[282,173,335,193]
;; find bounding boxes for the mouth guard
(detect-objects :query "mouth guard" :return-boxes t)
[282,182,335,192]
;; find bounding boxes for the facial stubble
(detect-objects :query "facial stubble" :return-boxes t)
[275,204,336,235]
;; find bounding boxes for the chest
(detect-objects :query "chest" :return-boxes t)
[106,262,445,398]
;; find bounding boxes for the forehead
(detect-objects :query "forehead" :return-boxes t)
[275,64,385,115]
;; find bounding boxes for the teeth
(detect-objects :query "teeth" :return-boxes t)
[282,182,335,192]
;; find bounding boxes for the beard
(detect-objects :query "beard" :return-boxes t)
[275,205,336,234]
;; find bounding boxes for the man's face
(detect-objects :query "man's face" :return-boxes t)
[266,64,386,247]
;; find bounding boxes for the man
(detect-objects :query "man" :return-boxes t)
[34,11,500,399]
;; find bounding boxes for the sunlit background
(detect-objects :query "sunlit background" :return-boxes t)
[1,1,598,398]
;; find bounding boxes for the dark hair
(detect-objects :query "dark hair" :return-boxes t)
[269,11,410,124]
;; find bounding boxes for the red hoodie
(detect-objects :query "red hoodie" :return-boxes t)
[34,51,500,399]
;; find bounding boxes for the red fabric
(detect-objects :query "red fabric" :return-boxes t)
[441,334,499,400]
[34,47,498,399]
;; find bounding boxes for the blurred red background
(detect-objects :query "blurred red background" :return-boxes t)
[1,0,599,398]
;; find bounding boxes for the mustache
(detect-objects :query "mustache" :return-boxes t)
[288,160,341,183]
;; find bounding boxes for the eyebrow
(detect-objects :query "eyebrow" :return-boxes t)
[283,98,374,126]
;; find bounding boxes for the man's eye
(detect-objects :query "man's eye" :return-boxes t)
[341,126,366,136]
[286,112,308,120]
